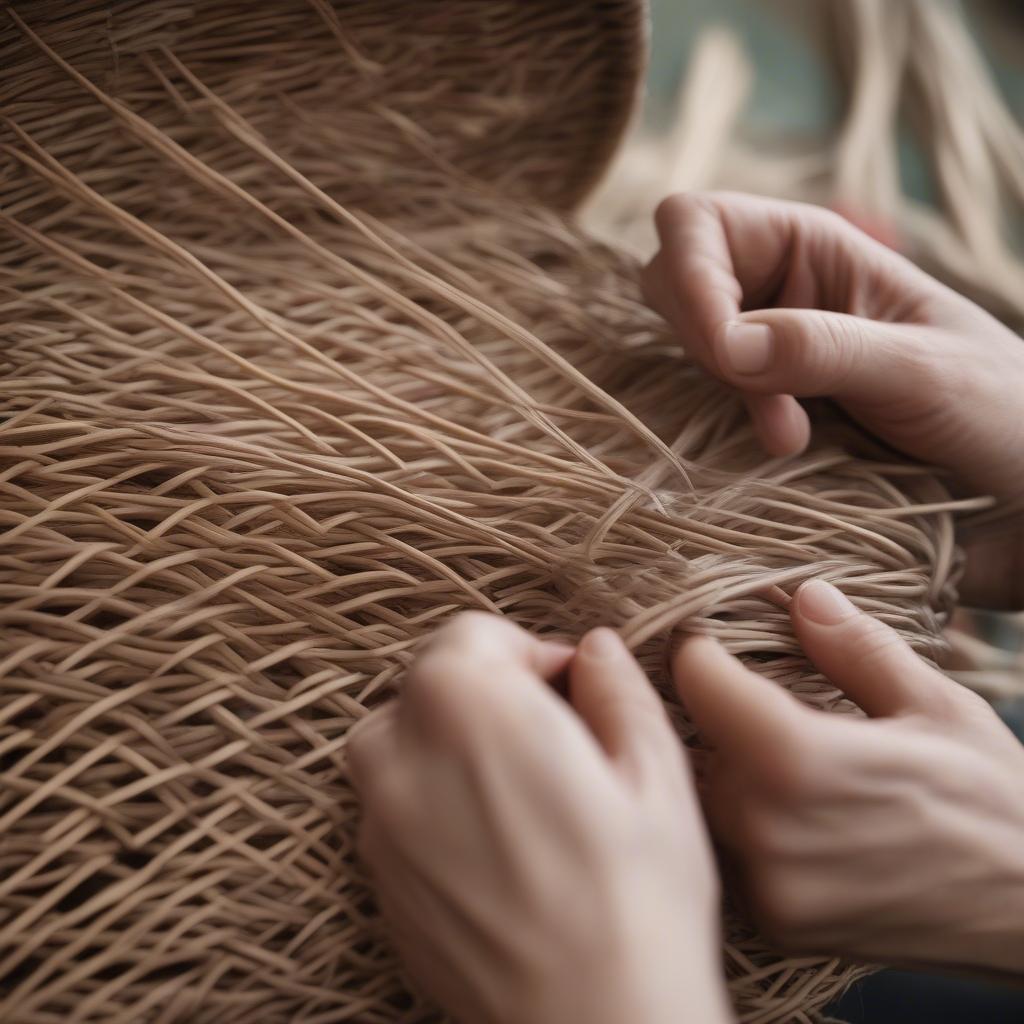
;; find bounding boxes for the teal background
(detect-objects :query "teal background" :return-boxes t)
[645,0,1023,212]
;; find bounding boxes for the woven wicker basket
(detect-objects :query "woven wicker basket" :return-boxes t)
[1,2,963,1021]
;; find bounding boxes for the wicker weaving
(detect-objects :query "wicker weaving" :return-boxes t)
[0,2,986,1021]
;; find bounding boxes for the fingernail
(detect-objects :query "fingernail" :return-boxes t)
[718,322,773,375]
[797,579,857,625]
[578,627,624,659]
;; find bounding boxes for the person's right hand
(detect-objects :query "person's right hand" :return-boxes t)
[673,579,1024,979]
[642,192,1024,609]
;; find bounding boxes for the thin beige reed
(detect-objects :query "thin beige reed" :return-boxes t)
[0,3,987,1022]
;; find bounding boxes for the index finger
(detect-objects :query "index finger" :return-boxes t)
[646,192,810,456]
[648,191,796,367]
[672,635,815,760]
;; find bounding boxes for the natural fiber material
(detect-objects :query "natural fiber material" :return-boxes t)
[0,3,983,1022]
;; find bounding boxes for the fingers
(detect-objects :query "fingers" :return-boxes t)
[646,192,848,372]
[569,628,684,787]
[747,392,811,457]
[403,612,576,744]
[348,614,581,804]
[648,192,788,362]
[672,636,813,762]
[355,618,692,806]
[646,191,909,353]
[643,191,939,456]
[791,579,967,718]
[347,702,402,797]
[415,611,574,685]
[644,196,810,456]
[712,310,936,406]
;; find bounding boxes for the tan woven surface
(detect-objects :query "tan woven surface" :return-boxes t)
[1,0,644,212]
[0,2,980,1021]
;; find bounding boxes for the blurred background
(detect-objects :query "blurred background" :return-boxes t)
[585,2,1023,1020]
[586,0,1024,328]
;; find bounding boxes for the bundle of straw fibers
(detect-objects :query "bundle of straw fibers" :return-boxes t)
[0,2,982,1021]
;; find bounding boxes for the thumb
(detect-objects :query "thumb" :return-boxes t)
[790,579,971,720]
[711,309,929,405]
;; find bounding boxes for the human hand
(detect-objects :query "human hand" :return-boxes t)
[348,613,733,1024]
[674,579,1024,977]
[643,191,1024,608]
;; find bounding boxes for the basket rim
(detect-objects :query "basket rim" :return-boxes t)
[560,0,649,210]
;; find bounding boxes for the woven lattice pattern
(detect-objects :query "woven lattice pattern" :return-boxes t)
[0,3,975,1021]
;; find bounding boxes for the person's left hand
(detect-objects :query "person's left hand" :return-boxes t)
[674,580,1024,977]
[348,612,733,1024]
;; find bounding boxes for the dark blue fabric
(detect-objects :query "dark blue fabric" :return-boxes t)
[827,969,1024,1023]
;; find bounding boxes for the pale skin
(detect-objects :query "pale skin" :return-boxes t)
[349,616,733,1024]
[348,193,1024,1020]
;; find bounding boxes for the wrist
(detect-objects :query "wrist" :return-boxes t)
[599,911,732,1024]
[958,847,1024,976]
[899,838,1024,977]
[514,916,733,1024]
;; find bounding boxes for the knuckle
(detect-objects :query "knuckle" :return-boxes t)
[804,201,856,243]
[438,609,502,644]
[403,645,513,735]
[935,680,995,723]
[824,316,866,376]
[688,254,742,303]
[403,613,544,733]
[835,615,904,671]
[654,192,696,232]
[952,683,992,714]
[899,333,964,398]
[453,610,524,650]
[787,311,864,389]
[854,614,899,649]
[603,692,675,750]
[413,611,513,680]
[814,204,851,235]
[404,647,469,704]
